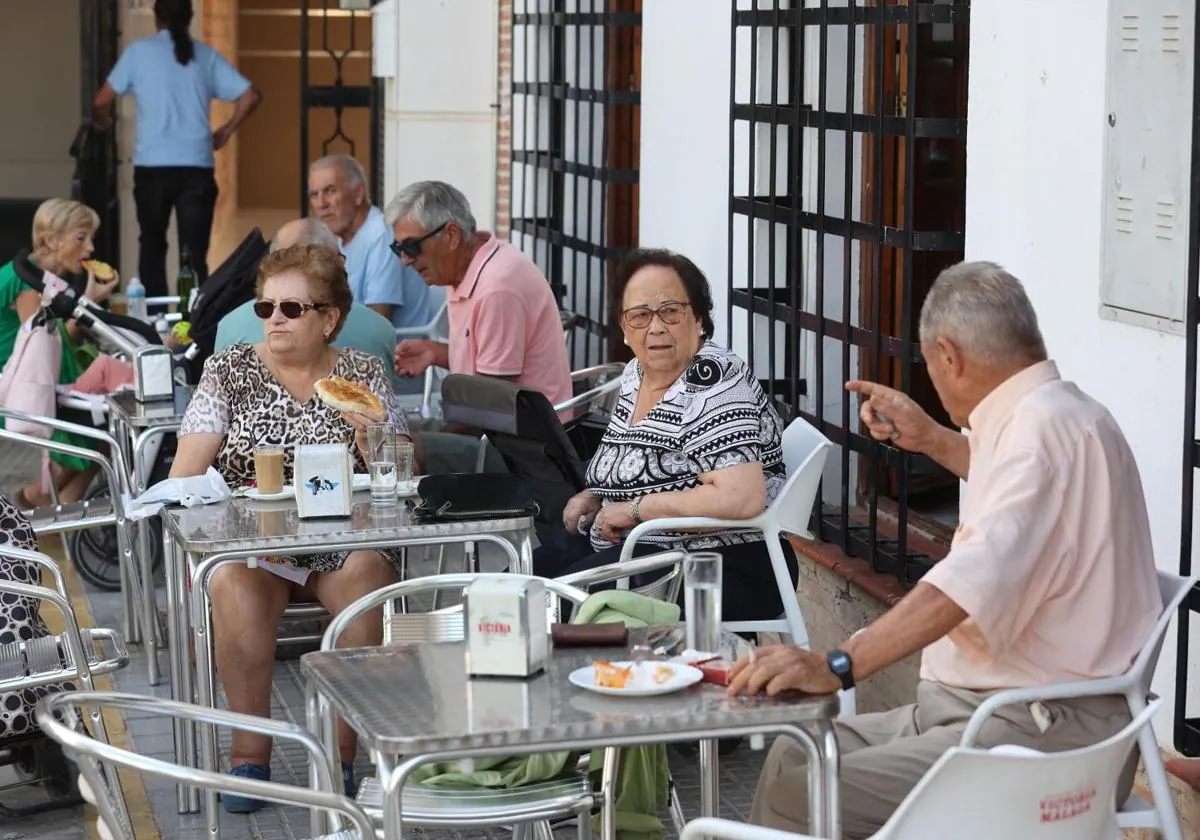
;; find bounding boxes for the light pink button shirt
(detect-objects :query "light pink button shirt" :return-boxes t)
[920,360,1161,690]
[446,234,573,408]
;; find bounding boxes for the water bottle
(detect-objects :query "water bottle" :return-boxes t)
[125,275,147,321]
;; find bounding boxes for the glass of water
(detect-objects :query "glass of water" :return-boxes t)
[366,423,397,505]
[684,552,723,655]
[394,440,415,495]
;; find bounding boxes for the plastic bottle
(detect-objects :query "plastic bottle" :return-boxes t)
[126,275,147,321]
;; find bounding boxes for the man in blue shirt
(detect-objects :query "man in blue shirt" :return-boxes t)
[307,155,435,331]
[92,0,262,297]
[214,219,399,379]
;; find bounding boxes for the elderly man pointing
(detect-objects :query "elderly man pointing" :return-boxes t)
[733,261,1161,839]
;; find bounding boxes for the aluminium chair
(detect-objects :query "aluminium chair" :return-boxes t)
[681,699,1163,840]
[37,690,373,840]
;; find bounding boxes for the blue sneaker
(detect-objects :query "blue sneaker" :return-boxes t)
[342,762,356,798]
[223,762,271,814]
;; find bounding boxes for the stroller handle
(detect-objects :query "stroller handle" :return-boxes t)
[11,249,163,354]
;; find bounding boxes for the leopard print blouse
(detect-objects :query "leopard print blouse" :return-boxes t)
[179,343,408,573]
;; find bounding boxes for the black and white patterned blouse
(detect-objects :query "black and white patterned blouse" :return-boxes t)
[585,341,786,552]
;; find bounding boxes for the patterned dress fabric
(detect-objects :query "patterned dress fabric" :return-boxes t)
[0,494,72,740]
[585,341,786,552]
[180,343,408,574]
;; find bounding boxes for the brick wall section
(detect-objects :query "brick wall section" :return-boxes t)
[201,0,238,272]
[495,0,513,239]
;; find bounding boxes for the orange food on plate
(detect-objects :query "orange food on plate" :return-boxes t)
[594,660,632,689]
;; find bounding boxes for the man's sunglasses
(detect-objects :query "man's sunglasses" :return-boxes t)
[390,221,448,260]
[253,299,326,320]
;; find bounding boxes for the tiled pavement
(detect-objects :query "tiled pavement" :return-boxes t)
[0,442,770,839]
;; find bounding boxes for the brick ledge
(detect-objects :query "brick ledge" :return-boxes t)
[788,535,909,606]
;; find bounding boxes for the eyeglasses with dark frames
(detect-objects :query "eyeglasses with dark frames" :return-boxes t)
[621,301,692,329]
[390,221,449,260]
[253,299,327,320]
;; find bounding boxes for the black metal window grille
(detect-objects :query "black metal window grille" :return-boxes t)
[1174,6,1200,757]
[510,0,641,367]
[730,1,970,585]
[299,0,384,213]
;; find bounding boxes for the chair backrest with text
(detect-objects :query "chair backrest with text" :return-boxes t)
[881,701,1159,839]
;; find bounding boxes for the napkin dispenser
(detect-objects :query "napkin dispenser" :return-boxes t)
[464,576,548,678]
[292,443,353,518]
[133,345,175,403]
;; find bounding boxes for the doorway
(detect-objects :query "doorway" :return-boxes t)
[858,2,969,523]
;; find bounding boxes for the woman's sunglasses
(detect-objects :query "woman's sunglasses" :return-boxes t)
[390,221,448,260]
[253,299,326,320]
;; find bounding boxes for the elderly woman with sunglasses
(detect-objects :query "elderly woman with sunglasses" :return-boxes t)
[534,248,799,628]
[171,244,406,811]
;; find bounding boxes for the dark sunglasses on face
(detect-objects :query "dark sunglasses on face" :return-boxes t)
[621,301,691,329]
[253,299,327,320]
[390,221,449,260]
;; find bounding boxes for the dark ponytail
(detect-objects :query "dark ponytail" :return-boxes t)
[155,0,195,66]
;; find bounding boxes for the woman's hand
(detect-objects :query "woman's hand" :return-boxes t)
[592,500,638,544]
[84,264,118,304]
[563,490,602,534]
[341,405,387,462]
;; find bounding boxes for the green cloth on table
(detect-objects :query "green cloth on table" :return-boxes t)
[412,590,680,840]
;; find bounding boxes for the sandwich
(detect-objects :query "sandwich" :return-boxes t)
[82,260,116,282]
[314,376,384,416]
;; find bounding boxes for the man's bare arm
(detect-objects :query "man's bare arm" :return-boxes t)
[842,582,968,681]
[924,425,971,480]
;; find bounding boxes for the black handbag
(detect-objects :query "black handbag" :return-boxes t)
[408,473,541,522]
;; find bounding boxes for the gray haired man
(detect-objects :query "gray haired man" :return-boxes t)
[308,154,434,333]
[733,261,1161,838]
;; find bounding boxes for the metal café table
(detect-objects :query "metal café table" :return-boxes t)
[159,494,535,817]
[301,643,841,840]
[106,386,191,685]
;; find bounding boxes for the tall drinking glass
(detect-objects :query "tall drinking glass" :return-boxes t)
[394,440,416,495]
[684,552,723,655]
[366,423,397,505]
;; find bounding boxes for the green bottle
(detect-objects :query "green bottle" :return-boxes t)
[178,246,197,320]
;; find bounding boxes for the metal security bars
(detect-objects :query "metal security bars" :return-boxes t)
[299,0,383,213]
[510,1,641,367]
[730,1,970,584]
[1174,1,1200,756]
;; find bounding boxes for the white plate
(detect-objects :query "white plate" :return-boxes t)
[245,487,291,502]
[568,661,704,698]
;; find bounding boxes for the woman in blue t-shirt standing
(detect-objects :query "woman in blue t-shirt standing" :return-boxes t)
[91,0,262,299]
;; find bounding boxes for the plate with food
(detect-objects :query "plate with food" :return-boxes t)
[568,660,704,697]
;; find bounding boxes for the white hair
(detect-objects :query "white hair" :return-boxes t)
[383,180,477,237]
[310,154,369,202]
[270,218,339,253]
[918,261,1048,363]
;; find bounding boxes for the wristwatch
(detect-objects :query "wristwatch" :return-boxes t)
[629,497,643,523]
[826,649,855,691]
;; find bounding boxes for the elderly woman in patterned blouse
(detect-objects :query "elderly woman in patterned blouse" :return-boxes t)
[171,244,407,812]
[534,248,799,625]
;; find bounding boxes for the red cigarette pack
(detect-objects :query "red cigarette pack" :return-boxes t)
[696,658,733,687]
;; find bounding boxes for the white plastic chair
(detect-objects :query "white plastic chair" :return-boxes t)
[395,293,449,417]
[681,699,1162,840]
[618,417,834,647]
[37,690,373,840]
[838,570,1194,840]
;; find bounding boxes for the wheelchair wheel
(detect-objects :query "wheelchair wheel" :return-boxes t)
[36,740,79,802]
[68,485,162,592]
[11,742,38,780]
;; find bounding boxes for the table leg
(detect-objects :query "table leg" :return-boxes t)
[599,747,621,840]
[162,530,189,812]
[110,414,139,645]
[699,739,720,818]
[777,723,830,838]
[132,429,160,685]
[819,718,840,840]
[189,561,222,836]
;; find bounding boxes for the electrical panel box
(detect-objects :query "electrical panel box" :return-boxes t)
[1100,2,1195,333]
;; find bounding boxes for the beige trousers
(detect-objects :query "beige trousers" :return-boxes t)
[750,680,1134,840]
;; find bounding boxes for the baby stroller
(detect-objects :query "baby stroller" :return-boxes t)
[180,226,268,383]
[7,251,170,591]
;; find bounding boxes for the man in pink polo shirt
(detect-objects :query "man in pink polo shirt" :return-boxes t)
[730,261,1162,839]
[385,180,572,410]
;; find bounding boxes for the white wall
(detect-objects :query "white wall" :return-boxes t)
[0,0,81,198]
[966,0,1198,748]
